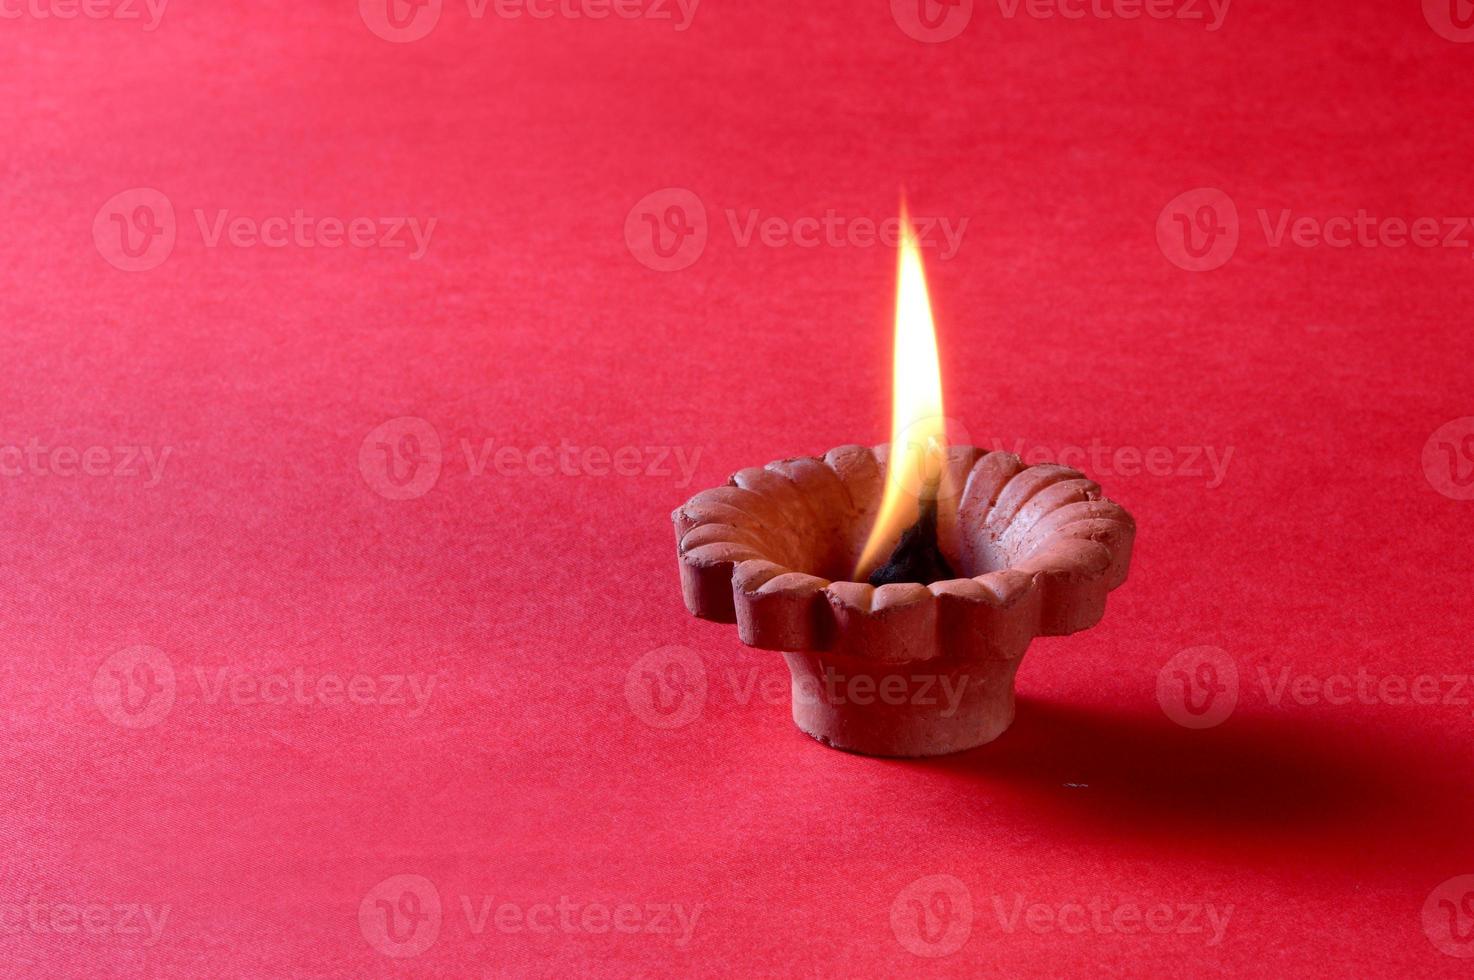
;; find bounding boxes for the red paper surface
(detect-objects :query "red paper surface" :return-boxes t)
[4,1,1474,975]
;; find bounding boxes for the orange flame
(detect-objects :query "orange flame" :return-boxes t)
[854,200,948,580]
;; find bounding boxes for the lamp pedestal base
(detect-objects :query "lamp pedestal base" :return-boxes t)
[781,651,1023,757]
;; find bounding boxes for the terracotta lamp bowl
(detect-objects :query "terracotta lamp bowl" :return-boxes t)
[672,444,1135,757]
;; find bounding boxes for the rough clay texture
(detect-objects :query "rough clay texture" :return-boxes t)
[673,444,1136,755]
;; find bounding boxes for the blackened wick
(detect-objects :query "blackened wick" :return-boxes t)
[867,490,956,587]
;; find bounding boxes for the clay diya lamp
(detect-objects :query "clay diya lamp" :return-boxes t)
[670,213,1136,757]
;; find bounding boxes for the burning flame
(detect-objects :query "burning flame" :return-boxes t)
[854,200,948,580]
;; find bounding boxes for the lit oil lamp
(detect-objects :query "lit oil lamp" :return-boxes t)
[672,203,1136,756]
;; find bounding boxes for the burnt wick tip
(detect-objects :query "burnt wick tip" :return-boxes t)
[867,495,956,587]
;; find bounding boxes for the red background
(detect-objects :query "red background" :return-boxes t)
[4,0,1474,975]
